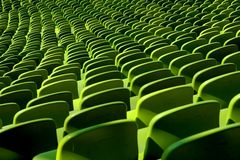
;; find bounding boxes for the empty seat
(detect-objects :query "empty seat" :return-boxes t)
[64,101,127,135]
[0,119,57,160]
[178,59,218,83]
[14,101,69,128]
[192,63,237,91]
[80,87,130,110]
[33,120,138,160]
[206,44,238,62]
[197,71,240,108]
[39,79,79,99]
[0,103,20,126]
[169,53,203,75]
[144,100,220,159]
[135,85,193,127]
[151,45,178,61]
[162,123,240,160]
[27,91,74,111]
[130,69,173,95]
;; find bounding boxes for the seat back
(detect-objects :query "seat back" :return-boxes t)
[57,120,138,160]
[162,123,240,160]
[64,101,127,134]
[144,101,220,159]
[136,85,193,126]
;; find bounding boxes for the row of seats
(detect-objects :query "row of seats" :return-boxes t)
[0,0,239,159]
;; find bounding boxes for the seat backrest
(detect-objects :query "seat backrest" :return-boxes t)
[128,61,163,84]
[42,73,77,86]
[181,38,208,53]
[39,79,79,99]
[162,123,240,160]
[80,87,130,110]
[0,102,20,126]
[198,71,240,108]
[178,59,218,83]
[139,76,186,98]
[206,44,238,62]
[225,93,240,125]
[57,120,138,160]
[192,42,221,58]
[14,101,69,128]
[136,85,193,126]
[0,119,57,159]
[84,65,117,80]
[192,63,237,91]
[131,69,173,95]
[80,79,123,100]
[0,89,33,109]
[169,53,203,75]
[85,70,122,86]
[1,81,37,97]
[151,45,178,61]
[64,101,127,134]
[144,100,220,159]
[121,57,152,77]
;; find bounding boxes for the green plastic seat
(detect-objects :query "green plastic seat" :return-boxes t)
[81,79,123,100]
[159,50,189,68]
[176,32,197,40]
[192,63,237,91]
[50,66,81,80]
[0,89,33,110]
[151,45,178,61]
[155,27,173,36]
[121,58,152,77]
[224,36,240,49]
[4,68,30,81]
[12,75,43,89]
[209,32,235,45]
[144,43,169,56]
[181,39,208,53]
[80,87,130,110]
[206,44,238,62]
[19,69,48,80]
[0,103,20,126]
[117,52,146,68]
[1,81,37,98]
[27,91,73,110]
[130,69,173,95]
[162,123,240,160]
[39,79,79,99]
[14,101,69,128]
[85,70,122,86]
[139,76,186,98]
[135,85,193,127]
[13,60,36,70]
[42,73,77,86]
[84,65,117,80]
[128,61,163,84]
[197,71,240,108]
[144,100,220,159]
[178,59,218,83]
[85,59,114,73]
[115,49,141,65]
[197,30,219,40]
[33,120,138,160]
[64,101,127,135]
[192,42,221,58]
[169,53,203,75]
[0,118,57,160]
[171,37,194,48]
[37,60,62,75]
[222,51,240,69]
